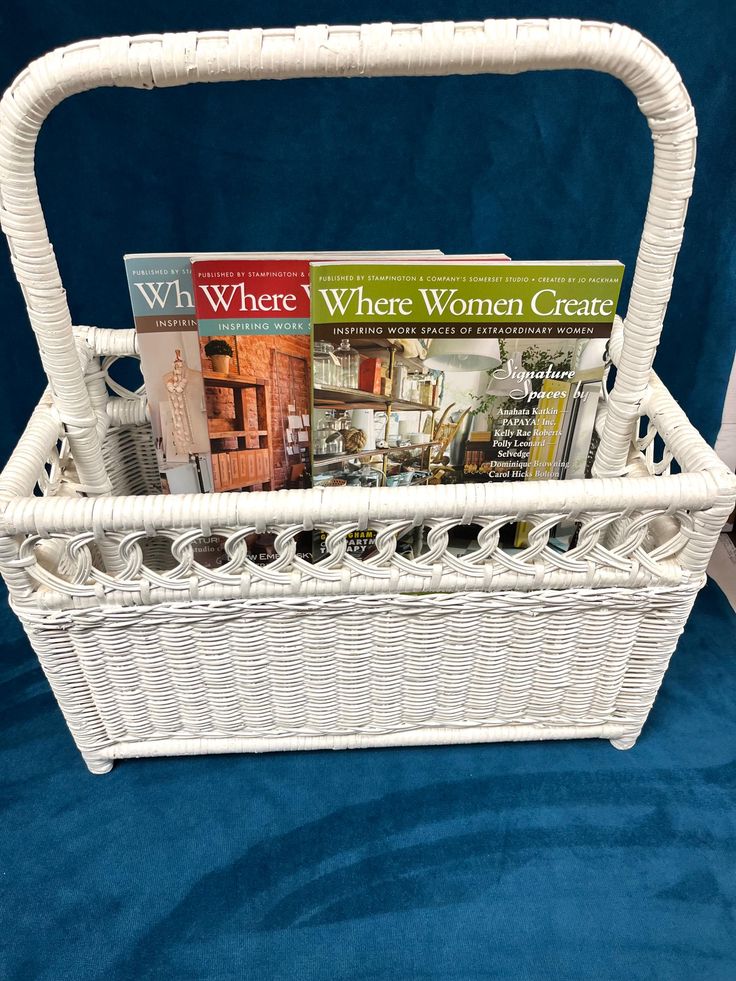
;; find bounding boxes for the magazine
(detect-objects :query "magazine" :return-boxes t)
[124,254,214,496]
[310,260,624,555]
[191,257,314,501]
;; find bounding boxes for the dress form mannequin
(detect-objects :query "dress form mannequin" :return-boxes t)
[164,349,196,458]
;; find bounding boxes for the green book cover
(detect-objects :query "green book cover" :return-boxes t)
[310,260,624,557]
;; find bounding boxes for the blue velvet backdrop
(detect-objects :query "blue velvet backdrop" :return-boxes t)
[0,0,734,463]
[0,4,735,980]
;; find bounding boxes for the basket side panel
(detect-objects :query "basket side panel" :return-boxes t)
[102,420,160,498]
[19,585,700,765]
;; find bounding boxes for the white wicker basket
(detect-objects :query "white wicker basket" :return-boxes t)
[1,19,734,773]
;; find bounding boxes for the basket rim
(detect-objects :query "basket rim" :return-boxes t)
[1,468,733,538]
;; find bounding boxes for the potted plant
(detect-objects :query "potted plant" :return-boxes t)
[468,391,508,434]
[204,338,234,375]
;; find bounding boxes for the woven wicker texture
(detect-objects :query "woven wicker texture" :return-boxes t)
[21,585,698,773]
[0,19,734,771]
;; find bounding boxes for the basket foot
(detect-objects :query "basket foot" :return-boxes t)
[82,751,113,774]
[610,734,638,751]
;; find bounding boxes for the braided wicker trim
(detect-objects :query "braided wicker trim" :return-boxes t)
[16,580,702,629]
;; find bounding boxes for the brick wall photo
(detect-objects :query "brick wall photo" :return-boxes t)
[201,334,310,491]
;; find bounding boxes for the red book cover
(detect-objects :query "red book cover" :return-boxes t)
[193,257,314,566]
[192,258,313,495]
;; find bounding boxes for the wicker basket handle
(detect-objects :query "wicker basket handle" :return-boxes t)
[0,19,696,493]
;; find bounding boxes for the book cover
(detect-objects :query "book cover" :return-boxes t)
[192,257,313,496]
[310,260,624,555]
[124,254,215,496]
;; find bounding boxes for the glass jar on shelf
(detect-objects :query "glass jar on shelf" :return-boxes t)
[335,338,360,389]
[391,363,408,401]
[314,341,338,388]
[405,371,424,404]
[314,413,338,456]
[420,375,434,406]
[353,464,383,487]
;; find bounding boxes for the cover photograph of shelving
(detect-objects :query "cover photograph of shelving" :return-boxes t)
[199,332,310,492]
[311,259,623,553]
[313,334,605,492]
